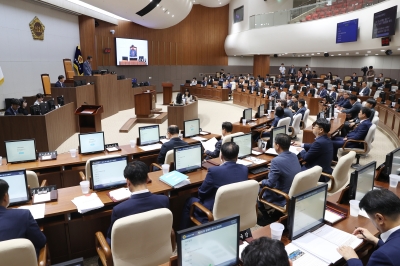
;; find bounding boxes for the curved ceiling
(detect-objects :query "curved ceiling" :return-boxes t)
[80,0,230,29]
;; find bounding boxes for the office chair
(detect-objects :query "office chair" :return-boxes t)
[301,109,310,129]
[151,150,174,172]
[95,208,174,266]
[26,171,47,190]
[0,239,50,266]
[221,132,244,145]
[190,180,259,231]
[40,74,51,96]
[289,114,302,139]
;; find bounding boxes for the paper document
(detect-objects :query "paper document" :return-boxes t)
[160,139,169,144]
[245,156,266,164]
[18,204,45,220]
[201,137,218,152]
[313,224,362,249]
[252,150,262,156]
[71,193,104,214]
[81,110,94,114]
[324,209,344,224]
[236,159,253,166]
[139,143,163,151]
[285,243,329,266]
[41,155,52,160]
[109,188,131,201]
[33,193,51,204]
[266,146,300,155]
[191,136,207,141]
[200,131,209,135]
[106,147,118,152]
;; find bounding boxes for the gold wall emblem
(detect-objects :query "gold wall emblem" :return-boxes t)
[29,16,45,40]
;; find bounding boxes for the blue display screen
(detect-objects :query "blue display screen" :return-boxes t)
[336,19,358,43]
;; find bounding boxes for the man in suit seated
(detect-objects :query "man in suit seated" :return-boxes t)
[181,142,248,229]
[319,84,328,98]
[289,94,299,113]
[338,189,400,266]
[336,89,345,106]
[294,99,307,120]
[4,98,20,116]
[307,83,316,97]
[106,161,169,245]
[205,122,232,160]
[312,71,318,78]
[202,77,208,87]
[269,86,280,100]
[242,237,291,266]
[351,72,358,83]
[295,119,333,181]
[341,94,361,120]
[55,75,65,87]
[258,134,301,218]
[331,107,372,161]
[34,93,44,105]
[156,125,187,166]
[359,82,371,96]
[337,91,352,109]
[341,99,375,136]
[0,179,46,256]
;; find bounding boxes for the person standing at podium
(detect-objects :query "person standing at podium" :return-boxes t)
[156,125,187,166]
[83,56,92,76]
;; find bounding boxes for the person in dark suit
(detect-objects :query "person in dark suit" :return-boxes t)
[106,161,169,245]
[336,90,345,106]
[295,99,307,120]
[259,107,284,139]
[332,107,372,161]
[325,72,333,80]
[338,189,400,266]
[83,56,92,76]
[181,142,248,229]
[205,122,232,160]
[318,84,328,98]
[269,86,280,100]
[329,86,337,100]
[359,82,371,96]
[259,133,301,208]
[202,77,208,87]
[296,119,333,181]
[341,94,362,120]
[0,179,46,256]
[337,91,352,109]
[4,98,20,116]
[55,75,65,87]
[157,125,187,165]
[351,72,358,83]
[312,71,318,78]
[289,94,299,113]
[288,65,296,75]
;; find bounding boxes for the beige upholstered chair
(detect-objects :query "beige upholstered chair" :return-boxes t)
[338,125,376,168]
[320,151,356,194]
[151,150,174,171]
[26,171,47,189]
[221,132,244,145]
[40,74,51,96]
[79,155,122,181]
[258,166,322,216]
[95,208,174,266]
[374,110,379,117]
[190,180,259,231]
[0,239,38,266]
[301,109,310,129]
[289,114,302,138]
[280,91,286,100]
[372,116,379,126]
[260,117,291,141]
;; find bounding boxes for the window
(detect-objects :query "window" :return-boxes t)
[234,6,244,23]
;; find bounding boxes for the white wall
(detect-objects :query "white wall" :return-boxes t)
[0,0,80,109]
[226,0,400,55]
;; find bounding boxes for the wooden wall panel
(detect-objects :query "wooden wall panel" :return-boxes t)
[80,5,228,66]
[253,55,271,78]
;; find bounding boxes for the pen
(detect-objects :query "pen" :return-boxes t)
[355,227,366,239]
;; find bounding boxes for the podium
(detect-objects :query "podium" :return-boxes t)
[135,92,156,118]
[75,105,103,133]
[162,82,173,105]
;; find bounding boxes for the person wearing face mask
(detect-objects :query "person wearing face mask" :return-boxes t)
[0,179,46,256]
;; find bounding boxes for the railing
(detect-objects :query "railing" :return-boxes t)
[249,0,387,29]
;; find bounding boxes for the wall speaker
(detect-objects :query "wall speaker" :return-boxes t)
[324,52,329,57]
[385,50,392,55]
[273,54,278,57]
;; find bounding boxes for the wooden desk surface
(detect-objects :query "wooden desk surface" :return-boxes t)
[302,113,346,143]
[232,113,275,133]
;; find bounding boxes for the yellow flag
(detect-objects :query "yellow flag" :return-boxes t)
[0,67,3,86]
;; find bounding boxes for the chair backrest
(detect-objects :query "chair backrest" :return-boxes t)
[291,114,302,135]
[364,124,376,153]
[277,117,291,134]
[280,91,286,100]
[111,208,173,266]
[26,170,39,189]
[213,180,259,231]
[85,155,122,181]
[330,151,356,193]
[372,116,379,126]
[63,59,74,80]
[374,110,379,117]
[165,150,174,164]
[0,239,37,266]
[41,74,51,95]
[288,166,322,198]
[221,132,244,145]
[302,109,310,128]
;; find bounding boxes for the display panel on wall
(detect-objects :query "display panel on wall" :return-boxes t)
[336,19,358,43]
[372,5,397,38]
[234,6,244,23]
[115,38,149,66]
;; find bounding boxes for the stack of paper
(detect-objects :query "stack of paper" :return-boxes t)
[18,204,45,219]
[160,171,190,188]
[191,136,207,141]
[245,156,266,164]
[109,188,131,202]
[71,193,104,214]
[236,159,253,166]
[265,146,300,155]
[139,143,163,151]
[201,137,218,151]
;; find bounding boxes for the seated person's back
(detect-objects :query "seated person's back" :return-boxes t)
[157,125,187,164]
[0,179,46,256]
[106,161,169,245]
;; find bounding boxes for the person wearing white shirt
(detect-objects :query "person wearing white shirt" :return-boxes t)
[338,189,400,266]
[279,63,286,77]
[190,77,197,86]
[305,65,311,71]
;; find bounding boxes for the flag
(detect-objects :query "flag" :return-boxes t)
[0,67,3,86]
[74,46,84,76]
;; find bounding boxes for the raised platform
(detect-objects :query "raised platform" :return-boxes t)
[119,112,168,133]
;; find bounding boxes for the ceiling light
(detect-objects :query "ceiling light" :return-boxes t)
[346,53,349,55]
[375,54,379,55]
[172,15,174,17]
[331,55,334,56]
[397,48,400,50]
[167,11,169,14]
[338,54,341,55]
[311,53,314,55]
[162,8,165,10]
[285,53,288,54]
[355,52,359,54]
[381,50,385,52]
[157,4,159,6]
[306,54,309,56]
[66,0,129,20]
[234,55,236,56]
[302,55,304,56]
[367,51,371,53]
[317,53,320,55]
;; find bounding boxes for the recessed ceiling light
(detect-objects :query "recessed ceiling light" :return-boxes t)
[338,54,341,55]
[172,15,174,17]
[331,55,334,56]
[311,53,314,55]
[306,54,309,56]
[367,51,371,53]
[381,50,385,52]
[317,53,320,55]
[157,4,159,6]
[285,53,288,54]
[301,55,304,56]
[234,55,236,56]
[355,52,359,54]
[167,12,169,14]
[375,54,379,55]
[346,53,349,55]
[398,48,400,50]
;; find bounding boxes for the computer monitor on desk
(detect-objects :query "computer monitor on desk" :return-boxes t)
[349,161,376,201]
[243,108,252,123]
[288,184,328,240]
[139,125,160,145]
[78,132,105,155]
[39,102,48,115]
[184,119,200,138]
[177,214,240,266]
[5,139,37,164]
[174,144,202,173]
[257,104,265,117]
[385,147,400,176]
[270,126,286,147]
[90,156,128,191]
[232,133,252,159]
[0,170,30,206]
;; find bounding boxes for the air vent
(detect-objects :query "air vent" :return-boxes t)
[136,0,162,17]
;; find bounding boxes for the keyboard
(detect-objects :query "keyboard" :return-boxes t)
[250,166,270,175]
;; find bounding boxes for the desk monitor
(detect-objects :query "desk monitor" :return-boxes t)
[317,111,325,119]
[47,99,56,111]
[232,133,252,159]
[197,81,202,85]
[78,132,105,155]
[122,56,128,60]
[57,95,65,106]
[5,139,37,164]
[349,161,376,201]
[243,108,252,122]
[185,80,190,84]
[0,170,30,206]
[39,102,48,115]
[90,156,128,191]
[130,57,137,61]
[139,125,160,146]
[288,184,328,240]
[270,126,286,147]
[258,104,265,117]
[184,119,200,138]
[174,144,202,173]
[30,105,41,115]
[177,214,239,266]
[385,147,400,175]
